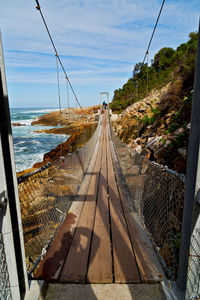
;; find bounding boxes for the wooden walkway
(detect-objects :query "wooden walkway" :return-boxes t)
[35,113,164,284]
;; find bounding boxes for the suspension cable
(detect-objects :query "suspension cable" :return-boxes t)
[142,0,165,66]
[35,0,87,119]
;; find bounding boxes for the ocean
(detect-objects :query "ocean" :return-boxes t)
[10,108,68,172]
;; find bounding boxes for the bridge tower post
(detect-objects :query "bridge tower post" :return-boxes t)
[0,32,28,299]
[177,23,200,296]
[0,32,45,300]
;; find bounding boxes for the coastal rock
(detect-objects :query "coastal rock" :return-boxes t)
[154,147,166,161]
[160,243,171,267]
[168,136,177,142]
[163,139,171,148]
[174,127,184,135]
[33,123,97,169]
[134,137,141,144]
[141,148,151,159]
[111,79,192,173]
[12,122,26,126]
[146,136,163,149]
[135,145,142,154]
[178,147,187,159]
[31,106,98,126]
[186,123,191,130]
[127,165,140,175]
[172,156,186,174]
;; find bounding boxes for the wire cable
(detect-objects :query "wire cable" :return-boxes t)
[142,0,165,66]
[35,0,87,119]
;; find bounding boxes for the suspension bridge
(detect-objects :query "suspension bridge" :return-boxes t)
[1,1,200,300]
[33,111,164,285]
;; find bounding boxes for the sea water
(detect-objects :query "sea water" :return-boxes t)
[10,108,68,172]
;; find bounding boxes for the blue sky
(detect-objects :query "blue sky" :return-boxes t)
[0,0,200,108]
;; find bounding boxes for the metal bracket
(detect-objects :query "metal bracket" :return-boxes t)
[0,190,8,209]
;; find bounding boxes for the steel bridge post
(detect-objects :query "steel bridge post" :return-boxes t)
[177,23,200,294]
[0,32,28,299]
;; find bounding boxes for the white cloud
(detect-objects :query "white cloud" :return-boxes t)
[0,0,200,107]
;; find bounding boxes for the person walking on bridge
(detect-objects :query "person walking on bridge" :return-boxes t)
[103,101,107,109]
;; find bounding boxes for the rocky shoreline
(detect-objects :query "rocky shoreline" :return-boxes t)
[17,106,98,177]
[17,106,99,270]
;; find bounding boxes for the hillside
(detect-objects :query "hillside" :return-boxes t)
[110,32,198,173]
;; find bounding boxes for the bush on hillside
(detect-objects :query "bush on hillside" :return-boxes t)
[110,32,198,113]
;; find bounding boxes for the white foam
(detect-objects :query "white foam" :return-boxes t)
[12,119,32,126]
[21,108,59,114]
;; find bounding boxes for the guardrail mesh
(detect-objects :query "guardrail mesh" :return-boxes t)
[186,224,200,300]
[111,126,185,280]
[17,120,99,275]
[0,234,12,300]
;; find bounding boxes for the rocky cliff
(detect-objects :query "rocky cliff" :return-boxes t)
[112,80,192,174]
[110,32,198,174]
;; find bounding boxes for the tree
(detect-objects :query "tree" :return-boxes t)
[152,47,175,71]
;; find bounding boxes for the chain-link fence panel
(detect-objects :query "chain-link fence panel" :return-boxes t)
[186,222,200,300]
[0,234,12,300]
[111,126,185,280]
[17,120,100,276]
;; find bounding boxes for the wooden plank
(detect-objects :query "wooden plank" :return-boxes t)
[34,120,102,282]
[108,124,165,283]
[87,124,112,283]
[107,132,140,283]
[34,212,78,282]
[59,132,103,283]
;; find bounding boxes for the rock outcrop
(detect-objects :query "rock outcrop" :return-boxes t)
[112,81,191,173]
[33,123,97,169]
[12,122,26,126]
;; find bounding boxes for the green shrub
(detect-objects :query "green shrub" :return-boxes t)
[110,32,197,113]
[166,123,179,133]
[142,115,156,125]
[175,133,186,147]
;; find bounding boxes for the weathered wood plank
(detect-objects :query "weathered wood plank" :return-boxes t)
[87,125,112,283]
[108,126,165,283]
[34,122,102,282]
[59,132,103,283]
[107,136,140,283]
[34,212,78,282]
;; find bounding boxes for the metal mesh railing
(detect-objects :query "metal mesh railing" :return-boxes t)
[186,223,200,300]
[111,126,185,280]
[17,120,99,275]
[0,234,12,300]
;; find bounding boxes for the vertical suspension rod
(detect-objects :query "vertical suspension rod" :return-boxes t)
[56,55,62,114]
